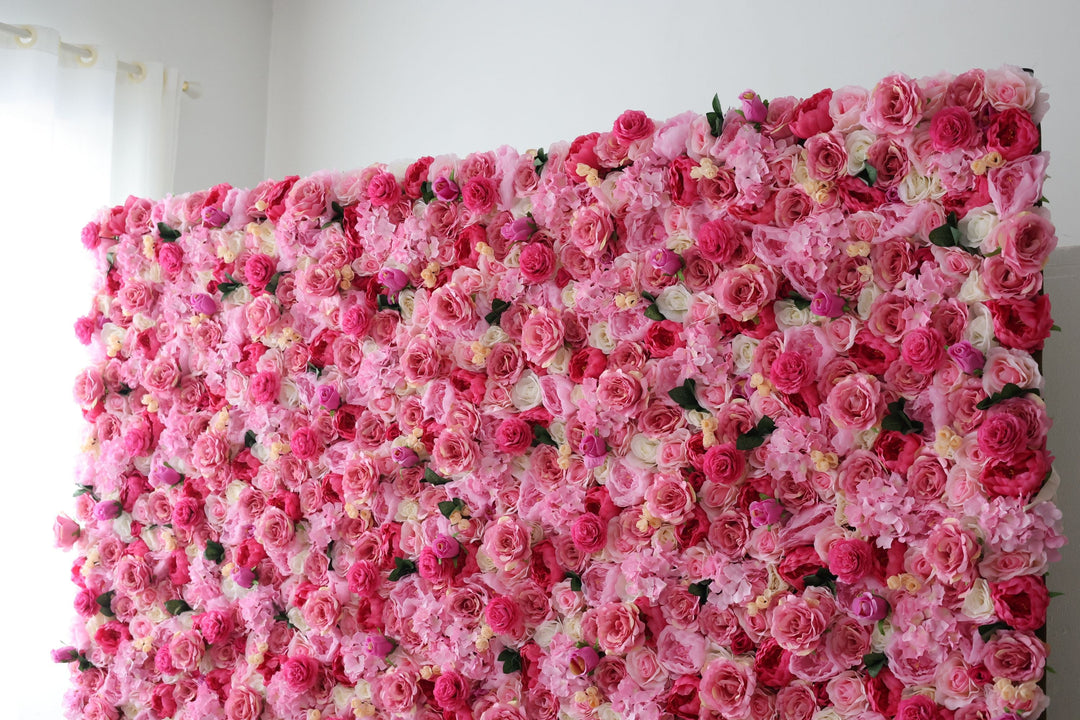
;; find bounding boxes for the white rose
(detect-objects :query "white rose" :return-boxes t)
[774,299,810,328]
[511,371,543,410]
[966,305,994,353]
[475,548,496,574]
[597,705,620,720]
[533,620,561,648]
[959,204,999,248]
[230,286,253,305]
[280,378,302,409]
[668,233,693,253]
[958,272,990,304]
[961,578,996,622]
[845,130,876,173]
[629,434,660,465]
[813,709,844,720]
[481,325,510,346]
[131,312,156,332]
[395,497,419,522]
[563,614,584,642]
[548,421,568,445]
[561,283,577,309]
[546,346,572,376]
[398,289,416,323]
[856,284,880,320]
[588,321,617,353]
[897,171,936,205]
[289,548,309,575]
[656,285,692,323]
[732,335,759,374]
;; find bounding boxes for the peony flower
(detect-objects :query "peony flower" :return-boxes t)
[391,446,420,468]
[740,90,768,123]
[749,499,784,527]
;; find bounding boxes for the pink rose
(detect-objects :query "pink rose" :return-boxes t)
[54,514,80,549]
[716,265,775,322]
[804,132,848,181]
[977,411,1027,460]
[485,595,524,638]
[224,686,263,720]
[520,308,564,367]
[826,373,883,431]
[495,417,533,455]
[290,426,320,460]
[699,657,756,717]
[280,654,320,693]
[519,242,556,282]
[924,520,980,584]
[988,153,1047,218]
[702,443,745,486]
[429,284,476,331]
[852,593,889,622]
[929,106,979,151]
[982,630,1046,682]
[366,171,401,207]
[612,109,655,143]
[461,176,498,214]
[790,89,834,139]
[863,74,923,134]
[481,517,532,577]
[827,537,874,584]
[595,369,645,419]
[695,218,741,265]
[571,512,607,553]
[948,341,985,374]
[248,370,281,404]
[770,589,834,654]
[989,210,1057,274]
[243,253,277,290]
[770,351,810,394]
[432,669,471,710]
[900,327,946,374]
[570,205,614,258]
[593,601,644,654]
[986,107,1040,161]
[644,476,695,524]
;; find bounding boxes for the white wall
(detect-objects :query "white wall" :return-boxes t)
[4,0,273,194]
[265,0,1080,715]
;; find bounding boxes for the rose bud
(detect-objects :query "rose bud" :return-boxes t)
[580,435,607,469]
[500,217,536,243]
[432,534,460,560]
[94,500,123,522]
[377,267,409,296]
[51,646,80,663]
[54,515,81,549]
[151,464,182,487]
[190,293,216,315]
[651,248,684,275]
[810,291,846,318]
[432,176,460,202]
[363,635,395,658]
[316,384,341,410]
[233,567,256,588]
[852,592,889,622]
[570,646,600,675]
[391,446,420,468]
[948,341,986,374]
[740,90,768,123]
[201,206,229,227]
[748,499,784,528]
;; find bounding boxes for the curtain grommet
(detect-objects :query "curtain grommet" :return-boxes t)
[128,62,146,83]
[13,25,36,48]
[75,45,98,68]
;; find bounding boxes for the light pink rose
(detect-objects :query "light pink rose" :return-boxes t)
[826,373,883,431]
[520,308,565,367]
[862,73,923,134]
[656,626,706,674]
[699,657,756,717]
[644,475,695,524]
[770,588,834,655]
[481,517,532,577]
[988,210,1057,274]
[716,265,776,322]
[593,601,644,654]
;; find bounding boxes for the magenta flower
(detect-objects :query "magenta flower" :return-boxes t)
[233,567,256,588]
[151,464,181,487]
[94,500,122,522]
[650,248,683,275]
[851,592,889,622]
[740,90,768,123]
[948,341,986,374]
[51,646,79,663]
[392,446,420,468]
[748,499,784,528]
[580,434,607,469]
[190,293,216,315]
[569,646,600,675]
[377,268,409,296]
[501,217,536,243]
[316,384,341,410]
[810,291,846,318]
[201,206,229,227]
[363,634,395,657]
[432,534,460,560]
[432,176,460,202]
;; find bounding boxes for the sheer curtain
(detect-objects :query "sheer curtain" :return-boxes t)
[0,24,181,719]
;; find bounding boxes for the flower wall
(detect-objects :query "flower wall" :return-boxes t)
[61,66,1064,720]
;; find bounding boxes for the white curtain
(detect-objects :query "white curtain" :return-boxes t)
[0,24,181,720]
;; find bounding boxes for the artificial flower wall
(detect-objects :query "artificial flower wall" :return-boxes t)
[59,65,1063,720]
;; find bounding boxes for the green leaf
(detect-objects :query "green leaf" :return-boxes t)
[983,247,1002,257]
[497,647,522,674]
[978,621,1012,642]
[802,567,837,593]
[863,651,888,678]
[165,598,192,615]
[244,430,257,448]
[534,148,549,176]
[377,294,402,312]
[306,361,322,378]
[204,540,225,564]
[96,591,115,617]
[266,272,283,295]
[928,211,961,248]
[423,467,452,486]
[668,378,706,413]
[438,498,466,519]
[711,93,723,117]
[420,181,435,203]
[565,571,582,592]
[688,579,713,605]
[856,162,878,187]
[787,293,811,310]
[644,303,665,321]
[157,222,181,241]
[1049,591,1064,598]
[73,484,97,499]
[1052,324,1062,332]
[531,424,558,447]
[736,416,777,451]
[706,111,724,138]
[976,383,1039,411]
[485,298,511,326]
[217,279,242,295]
[321,201,345,229]
[880,398,924,435]
[640,291,657,303]
[77,654,94,672]
[388,556,417,581]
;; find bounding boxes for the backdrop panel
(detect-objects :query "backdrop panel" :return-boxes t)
[60,66,1062,720]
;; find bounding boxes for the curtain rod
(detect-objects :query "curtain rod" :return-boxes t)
[0,21,198,97]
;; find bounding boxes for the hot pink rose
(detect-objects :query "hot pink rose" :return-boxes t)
[461,176,498,214]
[485,595,524,638]
[520,308,565,367]
[790,89,835,139]
[702,443,745,485]
[977,411,1027,460]
[929,106,979,151]
[432,669,471,710]
[280,654,320,693]
[986,107,1040,161]
[827,537,874,584]
[571,512,607,553]
[519,242,556,282]
[495,417,533,455]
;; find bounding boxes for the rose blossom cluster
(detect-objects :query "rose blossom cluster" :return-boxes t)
[61,65,1062,720]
